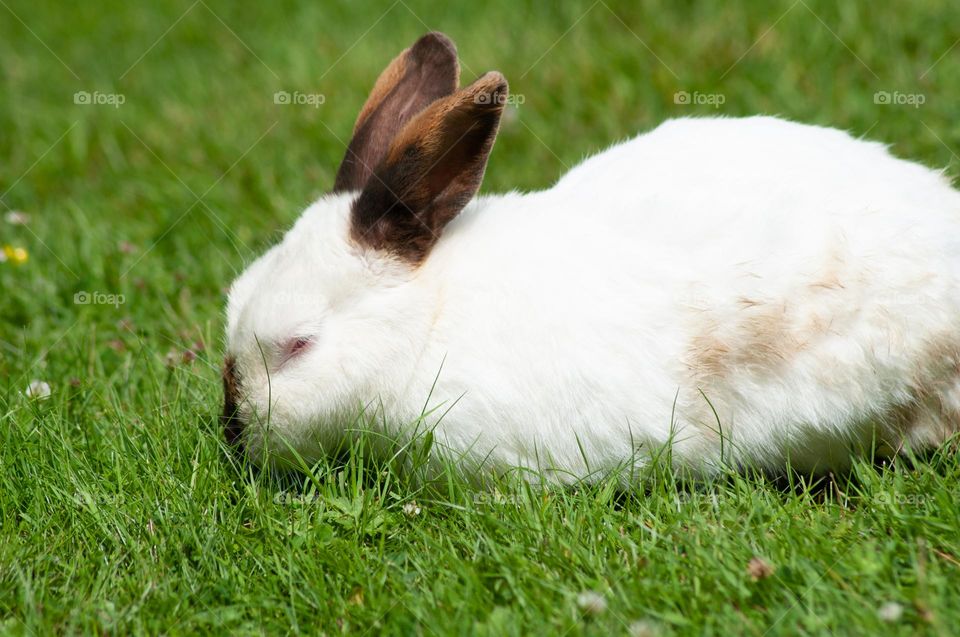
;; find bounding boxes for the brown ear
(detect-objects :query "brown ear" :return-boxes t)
[332,32,460,193]
[350,71,508,264]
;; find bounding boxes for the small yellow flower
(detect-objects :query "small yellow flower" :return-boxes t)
[2,245,28,264]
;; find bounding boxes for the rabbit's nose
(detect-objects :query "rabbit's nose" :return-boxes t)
[221,356,244,447]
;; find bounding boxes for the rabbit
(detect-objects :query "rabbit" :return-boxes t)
[222,31,960,482]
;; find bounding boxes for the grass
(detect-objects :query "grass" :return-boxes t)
[2,0,960,633]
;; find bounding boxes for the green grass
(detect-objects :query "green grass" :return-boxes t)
[2,0,960,633]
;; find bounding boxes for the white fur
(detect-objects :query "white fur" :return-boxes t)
[226,115,960,480]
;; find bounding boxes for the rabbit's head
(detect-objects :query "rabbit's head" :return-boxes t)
[222,33,508,465]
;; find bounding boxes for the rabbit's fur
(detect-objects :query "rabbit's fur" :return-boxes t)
[223,33,960,480]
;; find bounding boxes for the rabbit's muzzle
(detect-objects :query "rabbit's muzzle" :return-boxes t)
[221,356,244,448]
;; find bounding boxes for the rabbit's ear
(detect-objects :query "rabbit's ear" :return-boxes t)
[350,71,508,264]
[333,32,460,193]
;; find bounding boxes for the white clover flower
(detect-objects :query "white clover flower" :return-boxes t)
[4,210,30,225]
[576,590,607,616]
[878,602,903,623]
[628,620,660,637]
[25,380,52,399]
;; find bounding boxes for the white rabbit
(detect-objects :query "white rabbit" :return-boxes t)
[223,32,960,481]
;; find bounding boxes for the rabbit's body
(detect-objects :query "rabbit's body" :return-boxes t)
[223,34,960,480]
[387,116,960,478]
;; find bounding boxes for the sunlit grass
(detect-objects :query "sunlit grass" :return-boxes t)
[2,0,959,633]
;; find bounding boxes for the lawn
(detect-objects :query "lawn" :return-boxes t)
[2,0,960,634]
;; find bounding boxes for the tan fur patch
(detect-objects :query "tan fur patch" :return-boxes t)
[892,338,960,450]
[683,240,960,459]
[687,300,805,382]
[687,248,854,384]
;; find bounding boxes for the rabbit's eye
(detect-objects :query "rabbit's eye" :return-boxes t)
[280,336,312,365]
